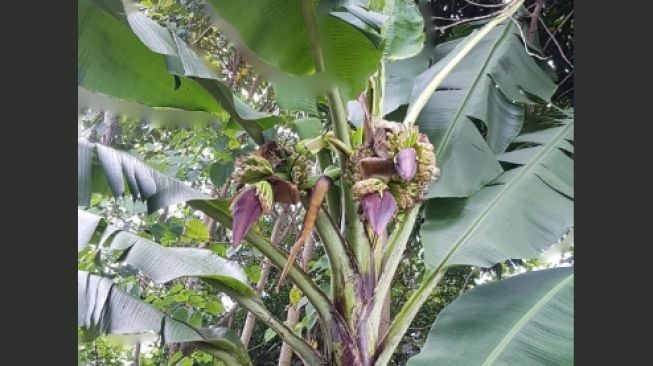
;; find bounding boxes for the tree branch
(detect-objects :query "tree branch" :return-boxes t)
[538,16,574,69]
[216,304,239,327]
[431,11,504,32]
[510,16,549,61]
[543,10,573,50]
[459,268,479,295]
[465,0,506,8]
[556,70,574,88]
[526,0,544,43]
[193,25,214,45]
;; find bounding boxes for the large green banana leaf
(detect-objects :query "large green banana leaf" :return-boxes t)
[78,271,252,366]
[78,0,280,143]
[421,115,573,271]
[203,0,384,109]
[408,267,573,366]
[384,22,556,197]
[78,0,216,112]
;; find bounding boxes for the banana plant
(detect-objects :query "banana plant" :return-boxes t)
[78,0,573,365]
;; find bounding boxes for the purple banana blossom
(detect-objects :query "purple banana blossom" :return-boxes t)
[395,148,417,181]
[360,190,397,236]
[230,188,263,247]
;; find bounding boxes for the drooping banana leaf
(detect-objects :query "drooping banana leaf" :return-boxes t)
[109,230,253,296]
[77,141,209,210]
[78,209,253,296]
[408,267,573,366]
[421,115,573,272]
[78,211,326,363]
[77,140,246,233]
[78,138,256,227]
[78,271,252,366]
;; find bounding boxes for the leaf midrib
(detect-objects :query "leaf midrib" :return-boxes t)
[435,24,512,158]
[481,273,574,366]
[433,121,573,272]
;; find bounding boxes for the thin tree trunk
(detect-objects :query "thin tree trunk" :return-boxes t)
[131,343,141,366]
[217,304,239,326]
[278,234,316,366]
[202,187,218,228]
[527,0,544,44]
[230,51,241,87]
[277,306,301,366]
[247,75,261,101]
[219,179,232,198]
[525,0,544,116]
[100,111,119,147]
[202,187,219,241]
[240,209,290,347]
[240,258,272,346]
[157,207,169,224]
[95,341,99,366]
